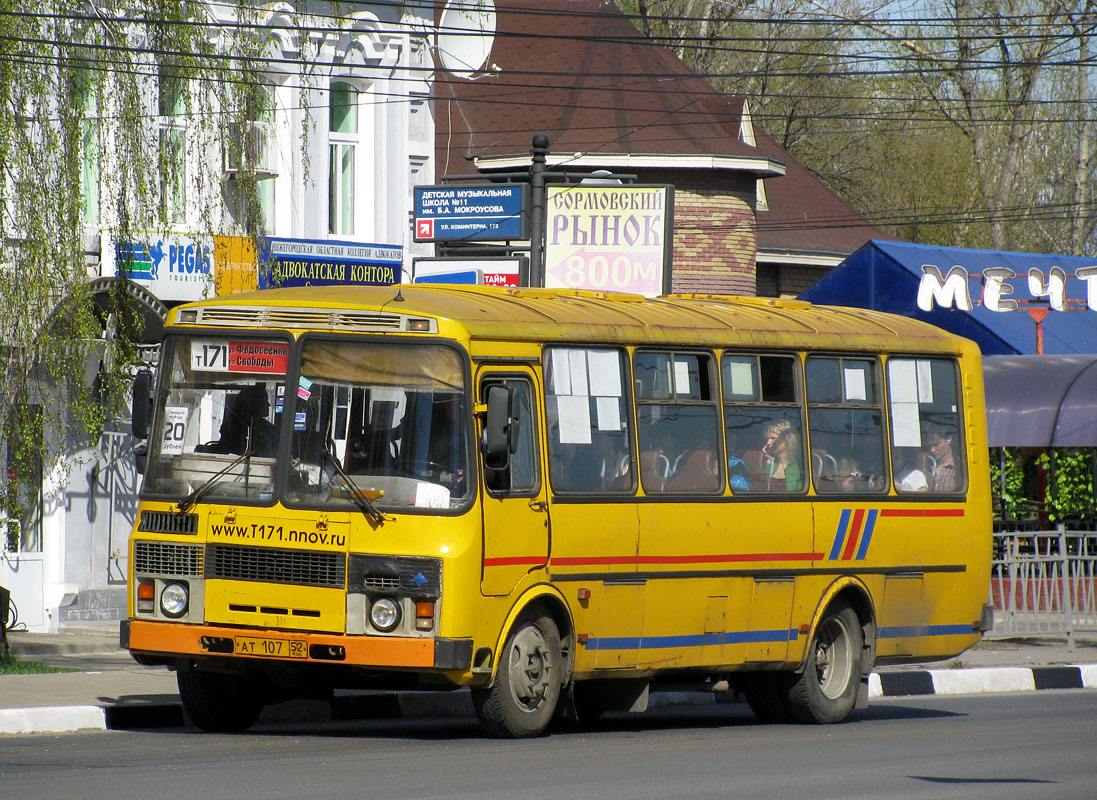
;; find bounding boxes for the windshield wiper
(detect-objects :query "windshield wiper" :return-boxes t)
[322,444,389,525]
[175,432,254,513]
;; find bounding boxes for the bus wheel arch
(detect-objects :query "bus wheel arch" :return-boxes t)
[471,588,574,738]
[784,583,875,724]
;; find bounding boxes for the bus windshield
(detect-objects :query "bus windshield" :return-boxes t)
[143,334,290,503]
[285,339,470,512]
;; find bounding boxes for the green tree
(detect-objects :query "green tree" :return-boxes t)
[0,1,282,526]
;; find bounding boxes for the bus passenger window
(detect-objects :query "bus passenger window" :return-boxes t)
[635,350,721,494]
[807,356,887,494]
[544,347,634,494]
[887,357,965,494]
[722,353,804,494]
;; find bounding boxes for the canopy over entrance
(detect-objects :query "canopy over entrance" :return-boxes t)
[87,276,167,344]
[984,355,1097,447]
[799,240,1097,355]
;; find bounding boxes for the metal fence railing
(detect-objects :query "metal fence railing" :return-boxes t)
[988,530,1097,647]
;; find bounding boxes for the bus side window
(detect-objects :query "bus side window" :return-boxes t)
[482,378,538,496]
[635,350,721,494]
[887,357,965,494]
[721,353,804,494]
[544,347,634,494]
[807,356,887,494]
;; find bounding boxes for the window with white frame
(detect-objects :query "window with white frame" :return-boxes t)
[76,70,99,225]
[328,81,358,235]
[158,68,187,224]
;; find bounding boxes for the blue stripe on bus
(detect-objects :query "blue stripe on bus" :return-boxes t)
[828,508,851,560]
[585,623,974,651]
[584,628,798,651]
[855,509,878,560]
[878,624,974,639]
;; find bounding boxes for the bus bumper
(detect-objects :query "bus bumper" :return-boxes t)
[121,619,472,670]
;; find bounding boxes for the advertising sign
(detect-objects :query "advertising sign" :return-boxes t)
[918,263,1097,313]
[413,256,525,287]
[414,184,527,242]
[259,237,402,289]
[544,185,673,297]
[101,230,215,302]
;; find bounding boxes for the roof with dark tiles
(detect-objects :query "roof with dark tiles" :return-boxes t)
[434,0,887,256]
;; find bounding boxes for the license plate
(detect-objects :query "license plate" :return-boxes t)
[234,636,308,659]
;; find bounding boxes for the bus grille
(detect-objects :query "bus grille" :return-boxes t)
[347,554,442,598]
[134,541,204,576]
[195,306,402,332]
[138,510,198,535]
[205,544,346,588]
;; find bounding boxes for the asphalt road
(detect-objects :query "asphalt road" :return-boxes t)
[3,691,1095,799]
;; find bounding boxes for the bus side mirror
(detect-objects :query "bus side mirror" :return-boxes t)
[483,384,513,467]
[132,372,152,440]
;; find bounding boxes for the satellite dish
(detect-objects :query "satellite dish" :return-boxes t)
[437,0,497,79]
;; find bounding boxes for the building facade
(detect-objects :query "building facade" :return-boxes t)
[1,1,434,631]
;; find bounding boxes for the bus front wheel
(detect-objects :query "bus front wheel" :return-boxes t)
[178,669,263,732]
[783,600,863,724]
[472,613,563,738]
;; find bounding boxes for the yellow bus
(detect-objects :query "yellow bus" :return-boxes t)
[123,284,993,737]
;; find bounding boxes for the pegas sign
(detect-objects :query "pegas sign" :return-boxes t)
[917,264,1097,312]
[100,230,215,302]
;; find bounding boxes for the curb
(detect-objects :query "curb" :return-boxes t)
[868,664,1097,698]
[4,665,1097,736]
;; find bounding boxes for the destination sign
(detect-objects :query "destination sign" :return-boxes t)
[414,184,528,242]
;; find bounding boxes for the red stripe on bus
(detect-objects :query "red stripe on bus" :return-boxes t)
[482,556,547,567]
[842,508,866,560]
[551,552,823,567]
[879,509,965,518]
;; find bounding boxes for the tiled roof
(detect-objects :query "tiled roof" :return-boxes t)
[435,0,766,171]
[434,0,887,257]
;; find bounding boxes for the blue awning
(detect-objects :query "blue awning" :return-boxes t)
[798,240,1097,355]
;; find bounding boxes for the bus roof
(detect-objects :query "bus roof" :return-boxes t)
[175,284,973,354]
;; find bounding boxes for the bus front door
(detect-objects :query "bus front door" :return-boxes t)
[478,370,550,596]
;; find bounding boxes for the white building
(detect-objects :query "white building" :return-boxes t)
[1,0,436,632]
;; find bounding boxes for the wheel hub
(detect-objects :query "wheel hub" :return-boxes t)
[509,625,553,709]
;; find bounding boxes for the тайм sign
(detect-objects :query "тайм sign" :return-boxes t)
[258,237,402,289]
[414,184,527,242]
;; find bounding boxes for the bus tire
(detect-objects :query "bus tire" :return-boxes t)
[741,672,793,724]
[178,669,263,733]
[783,600,863,724]
[472,613,563,738]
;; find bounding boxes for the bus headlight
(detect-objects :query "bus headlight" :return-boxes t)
[160,582,189,618]
[369,597,401,632]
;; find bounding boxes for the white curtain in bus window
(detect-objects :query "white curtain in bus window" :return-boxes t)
[888,359,922,448]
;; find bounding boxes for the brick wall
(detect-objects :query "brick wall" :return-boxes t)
[640,169,758,296]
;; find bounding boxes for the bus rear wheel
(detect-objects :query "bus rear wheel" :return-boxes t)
[472,613,563,738]
[783,600,863,724]
[178,669,263,733]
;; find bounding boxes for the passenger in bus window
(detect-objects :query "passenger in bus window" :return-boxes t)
[592,430,631,491]
[837,457,864,492]
[892,447,929,492]
[927,427,960,492]
[764,421,803,491]
[726,433,750,492]
[197,384,278,458]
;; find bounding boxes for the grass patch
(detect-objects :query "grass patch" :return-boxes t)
[0,650,76,675]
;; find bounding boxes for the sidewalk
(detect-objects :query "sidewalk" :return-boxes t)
[3,624,1096,735]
